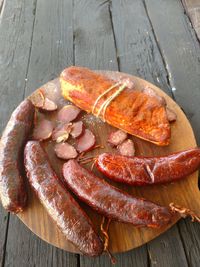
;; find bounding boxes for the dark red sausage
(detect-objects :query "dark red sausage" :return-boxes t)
[0,99,34,213]
[24,141,103,257]
[62,160,173,228]
[95,149,200,185]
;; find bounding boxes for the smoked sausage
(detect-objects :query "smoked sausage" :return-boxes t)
[95,149,200,185]
[0,99,34,213]
[62,160,173,228]
[24,141,103,256]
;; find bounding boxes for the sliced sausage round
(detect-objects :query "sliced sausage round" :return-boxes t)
[107,129,127,146]
[70,121,84,138]
[33,119,54,141]
[55,143,78,160]
[52,123,72,143]
[76,129,95,153]
[57,105,81,122]
[117,139,135,157]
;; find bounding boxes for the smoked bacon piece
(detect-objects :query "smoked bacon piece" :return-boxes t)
[60,66,170,146]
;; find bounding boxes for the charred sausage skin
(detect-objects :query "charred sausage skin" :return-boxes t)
[95,149,200,185]
[0,99,34,213]
[63,160,173,228]
[24,141,103,257]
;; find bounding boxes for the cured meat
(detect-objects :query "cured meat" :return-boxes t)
[33,119,53,141]
[62,160,173,228]
[55,143,78,160]
[70,121,84,138]
[76,129,95,153]
[142,86,166,106]
[57,105,81,122]
[0,99,34,213]
[52,123,72,143]
[166,107,177,122]
[95,149,200,185]
[117,139,135,157]
[30,90,57,111]
[107,129,127,146]
[60,66,170,146]
[24,141,103,256]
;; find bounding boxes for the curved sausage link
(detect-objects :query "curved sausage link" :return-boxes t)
[63,160,173,228]
[0,99,34,213]
[24,141,103,257]
[95,149,200,185]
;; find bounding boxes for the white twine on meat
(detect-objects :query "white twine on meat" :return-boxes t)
[92,82,127,122]
[92,82,121,114]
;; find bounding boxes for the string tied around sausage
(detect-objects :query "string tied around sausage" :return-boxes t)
[100,216,116,265]
[169,203,200,223]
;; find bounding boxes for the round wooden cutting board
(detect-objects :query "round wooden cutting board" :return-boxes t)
[17,70,200,254]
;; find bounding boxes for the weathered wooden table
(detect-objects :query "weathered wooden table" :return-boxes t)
[0,0,200,266]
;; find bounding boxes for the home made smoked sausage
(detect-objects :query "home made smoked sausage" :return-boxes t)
[95,149,200,185]
[24,141,103,257]
[0,99,34,213]
[63,160,173,228]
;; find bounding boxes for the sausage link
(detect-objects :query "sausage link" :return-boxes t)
[63,160,173,228]
[24,141,103,257]
[0,99,34,213]
[95,150,200,185]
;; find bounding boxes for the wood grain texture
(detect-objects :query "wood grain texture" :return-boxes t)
[0,0,37,265]
[74,0,118,70]
[144,0,200,144]
[178,219,200,267]
[182,0,200,41]
[2,0,77,266]
[24,0,74,97]
[4,215,77,267]
[147,226,188,267]
[111,0,170,93]
[80,247,148,267]
[17,72,199,253]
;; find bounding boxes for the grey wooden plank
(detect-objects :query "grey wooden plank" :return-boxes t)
[0,0,37,265]
[147,225,188,267]
[145,0,200,144]
[111,1,189,266]
[80,248,148,267]
[144,0,200,265]
[178,219,200,267]
[4,215,77,267]
[111,0,171,94]
[24,0,74,97]
[182,0,200,41]
[4,0,77,266]
[74,1,148,265]
[74,0,118,70]
[0,0,36,130]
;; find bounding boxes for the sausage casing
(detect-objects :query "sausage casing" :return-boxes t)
[63,160,173,228]
[95,150,200,185]
[24,141,103,256]
[0,99,34,213]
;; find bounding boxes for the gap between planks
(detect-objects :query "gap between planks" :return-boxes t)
[0,0,39,266]
[181,0,200,42]
[22,0,38,99]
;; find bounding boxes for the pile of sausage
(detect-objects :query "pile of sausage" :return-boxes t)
[0,83,199,258]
